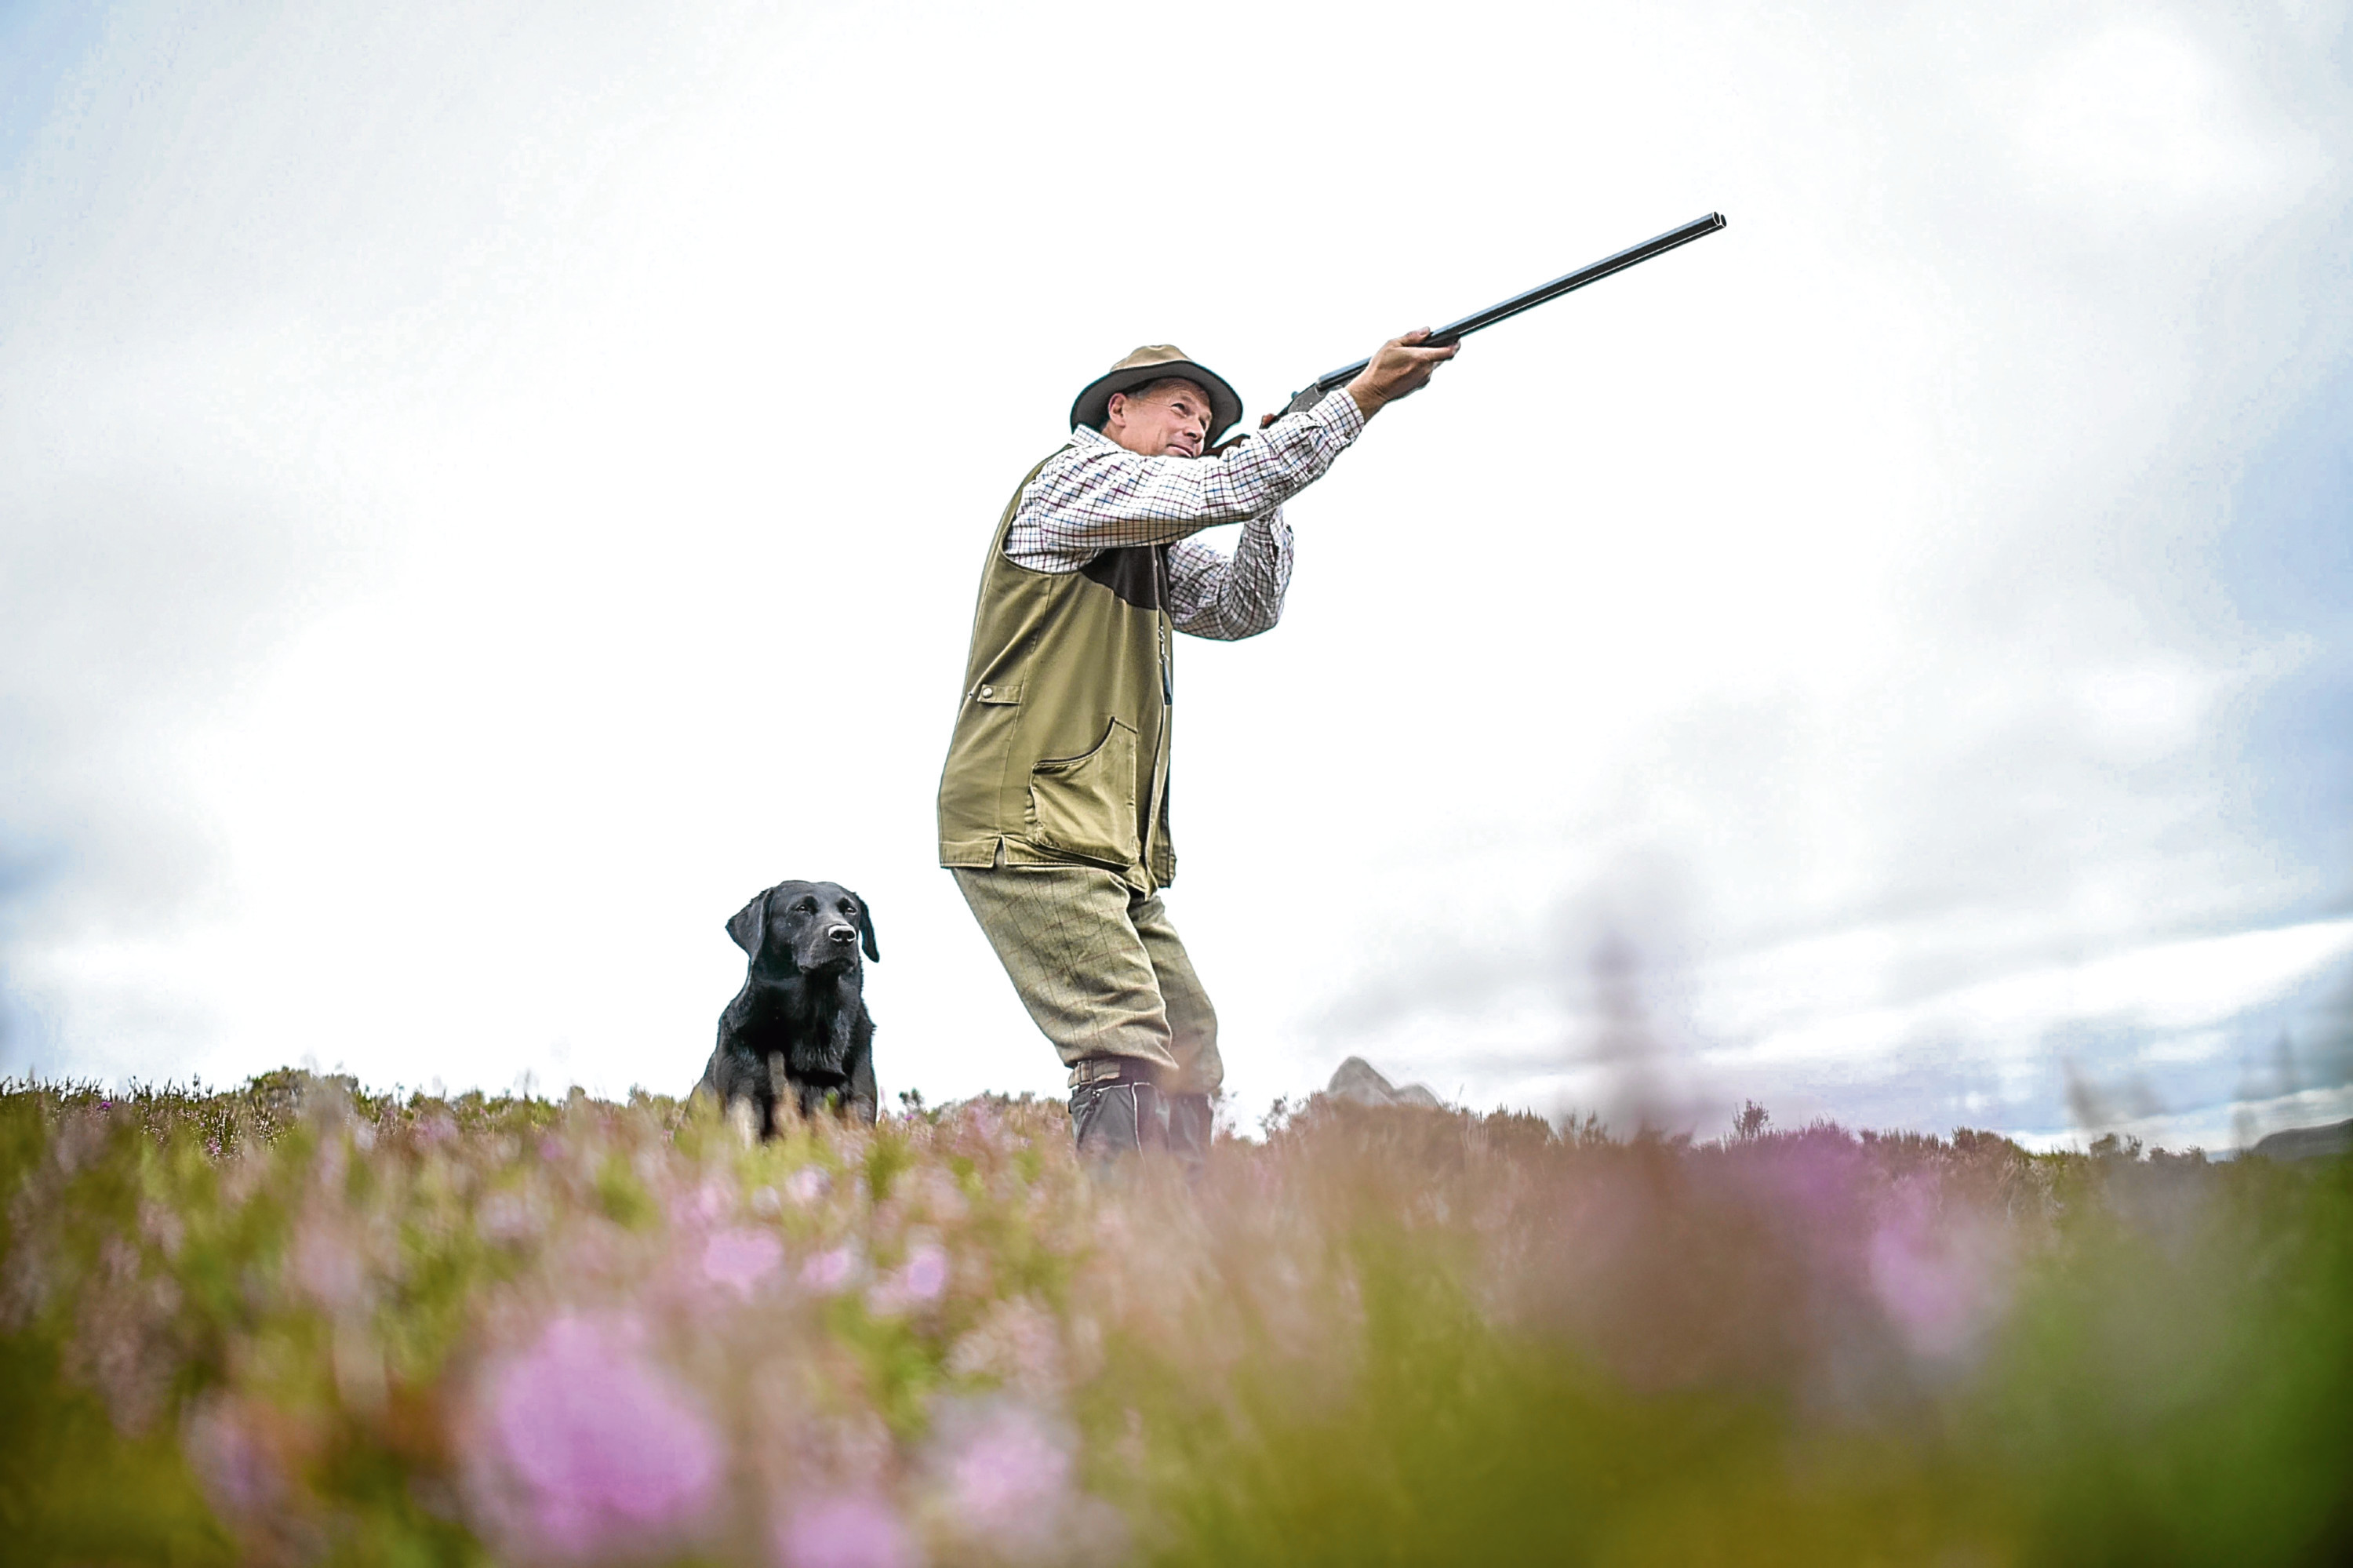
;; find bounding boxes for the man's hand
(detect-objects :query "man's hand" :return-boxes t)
[1346,329,1460,418]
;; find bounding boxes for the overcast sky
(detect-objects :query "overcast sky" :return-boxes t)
[3,0,2348,1149]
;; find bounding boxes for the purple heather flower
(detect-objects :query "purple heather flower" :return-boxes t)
[184,1397,282,1519]
[478,1313,722,1558]
[671,1181,730,1229]
[867,1238,953,1316]
[900,1244,949,1303]
[703,1227,785,1298]
[292,1224,365,1311]
[801,1245,856,1294]
[479,1191,544,1244]
[775,1493,921,1568]
[938,1402,1072,1549]
[946,1301,1066,1398]
[1867,1184,2007,1359]
[786,1166,831,1206]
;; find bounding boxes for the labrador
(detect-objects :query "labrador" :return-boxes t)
[697,879,879,1137]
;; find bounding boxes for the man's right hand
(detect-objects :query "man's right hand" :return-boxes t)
[1347,329,1460,418]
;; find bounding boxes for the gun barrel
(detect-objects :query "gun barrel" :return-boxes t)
[1289,212,1727,408]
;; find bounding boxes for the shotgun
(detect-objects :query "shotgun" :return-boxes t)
[1276,212,1728,418]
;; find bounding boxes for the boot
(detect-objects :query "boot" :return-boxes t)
[1164,1092,1214,1181]
[1068,1065,1166,1169]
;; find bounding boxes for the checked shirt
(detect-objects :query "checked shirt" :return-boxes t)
[1001,387,1367,640]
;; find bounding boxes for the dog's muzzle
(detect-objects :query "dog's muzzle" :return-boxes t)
[825,923,858,947]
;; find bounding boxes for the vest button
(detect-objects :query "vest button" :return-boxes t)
[979,685,993,698]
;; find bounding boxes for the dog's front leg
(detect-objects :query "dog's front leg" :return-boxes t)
[846,1051,879,1126]
[765,1055,798,1136]
[724,1094,762,1147]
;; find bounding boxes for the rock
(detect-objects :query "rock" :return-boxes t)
[1325,1057,1443,1109]
[2249,1118,2352,1161]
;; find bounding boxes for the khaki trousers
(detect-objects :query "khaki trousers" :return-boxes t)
[951,866,1223,1097]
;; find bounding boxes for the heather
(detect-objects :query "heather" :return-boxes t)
[2,1074,2347,1566]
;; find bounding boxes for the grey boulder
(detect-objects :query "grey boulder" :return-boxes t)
[1325,1056,1443,1109]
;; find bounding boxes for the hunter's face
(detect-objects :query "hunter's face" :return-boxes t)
[1105,379,1215,459]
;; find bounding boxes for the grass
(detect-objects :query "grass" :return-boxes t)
[1,1071,2346,1565]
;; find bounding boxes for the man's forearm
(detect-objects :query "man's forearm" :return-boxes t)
[1168,515,1293,641]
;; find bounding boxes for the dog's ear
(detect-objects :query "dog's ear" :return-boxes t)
[849,891,879,962]
[726,887,772,962]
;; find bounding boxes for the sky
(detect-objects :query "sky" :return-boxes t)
[2,0,2348,1151]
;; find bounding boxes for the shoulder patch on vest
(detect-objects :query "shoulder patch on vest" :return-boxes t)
[1078,545,1169,611]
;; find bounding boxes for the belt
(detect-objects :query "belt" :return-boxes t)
[1068,1057,1158,1088]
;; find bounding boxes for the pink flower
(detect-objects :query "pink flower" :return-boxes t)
[703,1228,785,1298]
[1867,1183,2009,1359]
[901,1245,949,1303]
[292,1224,365,1311]
[801,1246,857,1294]
[184,1397,282,1519]
[946,1300,1066,1399]
[870,1242,952,1315]
[775,1493,921,1568]
[936,1402,1071,1550]
[671,1181,730,1229]
[786,1167,831,1206]
[477,1314,722,1558]
[480,1191,544,1245]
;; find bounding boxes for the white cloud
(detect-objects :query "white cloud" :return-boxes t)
[2006,24,2299,209]
[1707,918,2353,1068]
[2,0,2348,1144]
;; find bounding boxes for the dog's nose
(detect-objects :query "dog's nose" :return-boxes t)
[827,923,857,944]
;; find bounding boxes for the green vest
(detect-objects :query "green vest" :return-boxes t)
[937,453,1176,893]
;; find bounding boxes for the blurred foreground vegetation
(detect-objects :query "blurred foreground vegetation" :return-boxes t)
[2,1071,2347,1565]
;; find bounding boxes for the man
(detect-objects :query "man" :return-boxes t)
[937,331,1456,1166]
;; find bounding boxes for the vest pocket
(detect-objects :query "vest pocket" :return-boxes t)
[1027,719,1140,867]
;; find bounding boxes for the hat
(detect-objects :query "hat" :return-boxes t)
[1068,345,1243,446]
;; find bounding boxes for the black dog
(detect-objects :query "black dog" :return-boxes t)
[697,879,879,1136]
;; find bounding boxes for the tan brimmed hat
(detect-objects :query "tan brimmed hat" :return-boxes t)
[1068,345,1242,446]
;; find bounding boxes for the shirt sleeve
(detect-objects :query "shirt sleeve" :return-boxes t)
[1169,511,1293,641]
[1004,388,1365,572]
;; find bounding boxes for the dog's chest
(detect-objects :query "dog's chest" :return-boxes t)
[735,982,860,1076]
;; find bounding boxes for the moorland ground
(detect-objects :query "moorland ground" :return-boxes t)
[2,1072,2348,1565]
